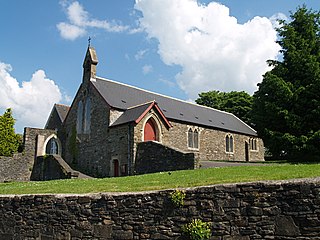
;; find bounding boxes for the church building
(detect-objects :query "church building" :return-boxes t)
[45,46,264,178]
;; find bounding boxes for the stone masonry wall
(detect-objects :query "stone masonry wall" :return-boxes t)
[133,109,264,163]
[0,127,56,182]
[1,178,320,239]
[64,82,114,178]
[135,141,198,174]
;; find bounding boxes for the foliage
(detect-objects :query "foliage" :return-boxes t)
[196,90,253,125]
[16,134,24,153]
[0,108,20,156]
[170,189,186,207]
[252,6,320,160]
[2,163,320,194]
[182,219,211,240]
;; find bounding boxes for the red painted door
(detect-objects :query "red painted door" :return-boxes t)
[144,119,157,141]
[113,160,119,177]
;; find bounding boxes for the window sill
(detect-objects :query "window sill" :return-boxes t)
[188,147,199,151]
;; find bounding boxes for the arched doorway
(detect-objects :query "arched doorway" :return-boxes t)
[144,118,158,141]
[45,137,59,155]
[113,159,119,177]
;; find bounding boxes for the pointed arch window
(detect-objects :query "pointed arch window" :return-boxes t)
[188,128,199,149]
[45,137,59,155]
[226,134,234,153]
[84,97,91,134]
[193,129,199,149]
[188,128,194,148]
[76,101,83,133]
[250,138,258,151]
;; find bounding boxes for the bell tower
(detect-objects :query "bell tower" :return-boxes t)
[82,41,98,85]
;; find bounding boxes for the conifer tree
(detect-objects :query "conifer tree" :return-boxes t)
[0,108,20,156]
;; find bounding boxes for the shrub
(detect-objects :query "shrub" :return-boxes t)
[182,219,211,240]
[170,189,186,207]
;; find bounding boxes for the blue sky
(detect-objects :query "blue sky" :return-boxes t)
[0,0,319,132]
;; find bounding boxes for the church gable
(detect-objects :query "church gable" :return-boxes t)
[110,101,171,129]
[45,104,70,130]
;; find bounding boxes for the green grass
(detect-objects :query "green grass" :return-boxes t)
[0,163,320,195]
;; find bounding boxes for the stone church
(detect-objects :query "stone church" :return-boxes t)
[43,46,264,178]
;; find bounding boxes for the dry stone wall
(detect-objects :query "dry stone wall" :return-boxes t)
[1,178,320,239]
[135,141,198,174]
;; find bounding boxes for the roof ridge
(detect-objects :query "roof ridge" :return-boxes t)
[126,100,155,110]
[95,76,234,116]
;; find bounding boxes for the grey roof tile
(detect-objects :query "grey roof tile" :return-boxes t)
[55,104,70,123]
[91,77,257,136]
[111,102,151,127]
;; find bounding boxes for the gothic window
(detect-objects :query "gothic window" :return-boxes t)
[84,98,91,134]
[193,129,199,149]
[250,138,257,150]
[188,128,199,149]
[188,128,194,148]
[230,135,234,152]
[76,100,83,133]
[226,134,234,153]
[45,137,59,155]
[226,135,229,152]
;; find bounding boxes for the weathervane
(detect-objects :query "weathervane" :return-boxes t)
[88,36,91,47]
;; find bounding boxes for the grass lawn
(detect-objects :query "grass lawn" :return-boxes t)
[0,163,320,195]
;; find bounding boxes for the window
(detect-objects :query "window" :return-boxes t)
[121,164,128,176]
[194,129,199,149]
[188,128,199,149]
[45,137,58,155]
[76,101,83,133]
[188,129,194,148]
[250,138,258,151]
[84,98,91,134]
[226,134,234,153]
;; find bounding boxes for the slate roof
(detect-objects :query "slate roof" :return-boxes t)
[112,102,153,127]
[91,77,257,136]
[55,104,70,123]
[111,101,172,128]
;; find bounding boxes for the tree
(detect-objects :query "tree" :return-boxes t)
[0,108,20,156]
[196,90,253,125]
[252,6,320,160]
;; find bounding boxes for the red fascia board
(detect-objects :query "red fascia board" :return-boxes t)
[134,101,172,128]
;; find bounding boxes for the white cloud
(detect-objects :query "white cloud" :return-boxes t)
[135,0,281,99]
[135,49,149,60]
[270,12,288,29]
[0,62,62,132]
[57,22,86,40]
[142,64,153,75]
[57,1,129,40]
[158,77,175,88]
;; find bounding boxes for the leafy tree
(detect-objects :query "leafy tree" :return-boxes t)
[252,6,320,160]
[196,90,253,125]
[0,108,20,156]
